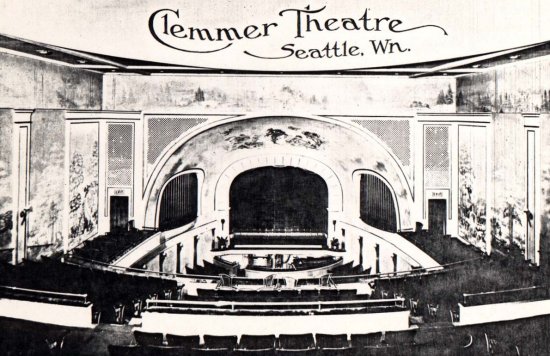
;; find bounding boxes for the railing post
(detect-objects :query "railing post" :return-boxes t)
[359,236,364,266]
[193,235,199,268]
[176,243,183,274]
[375,244,380,274]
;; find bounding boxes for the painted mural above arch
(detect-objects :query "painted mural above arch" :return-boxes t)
[142,115,415,230]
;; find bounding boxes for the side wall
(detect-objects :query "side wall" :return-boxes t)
[457,59,550,263]
[0,52,103,262]
[0,52,102,109]
[0,110,13,260]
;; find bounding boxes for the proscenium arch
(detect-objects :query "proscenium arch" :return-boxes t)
[142,114,413,228]
[215,154,343,213]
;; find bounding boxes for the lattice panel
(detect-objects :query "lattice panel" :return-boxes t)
[352,120,411,167]
[147,117,208,167]
[360,174,397,232]
[424,126,449,188]
[159,173,198,231]
[108,124,133,186]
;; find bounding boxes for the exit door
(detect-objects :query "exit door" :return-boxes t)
[110,196,129,231]
[428,199,447,236]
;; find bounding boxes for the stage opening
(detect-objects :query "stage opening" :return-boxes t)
[229,167,328,234]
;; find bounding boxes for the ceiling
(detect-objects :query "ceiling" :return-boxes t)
[1,33,549,77]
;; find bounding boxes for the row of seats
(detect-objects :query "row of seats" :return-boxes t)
[186,261,235,276]
[327,262,366,276]
[462,286,550,307]
[0,259,177,324]
[73,229,155,263]
[0,316,69,356]
[193,288,359,301]
[0,285,90,307]
[125,330,418,352]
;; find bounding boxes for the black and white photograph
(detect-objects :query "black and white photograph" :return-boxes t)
[0,0,550,354]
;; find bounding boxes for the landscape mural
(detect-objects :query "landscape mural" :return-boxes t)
[27,111,66,257]
[68,123,99,247]
[458,126,488,251]
[457,58,550,113]
[104,74,456,114]
[0,111,13,258]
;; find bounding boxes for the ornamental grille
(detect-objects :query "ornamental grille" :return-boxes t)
[424,126,449,188]
[147,117,208,167]
[107,124,133,186]
[352,119,411,167]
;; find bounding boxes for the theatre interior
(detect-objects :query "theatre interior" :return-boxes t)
[1,33,550,355]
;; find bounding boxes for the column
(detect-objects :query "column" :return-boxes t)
[12,110,32,264]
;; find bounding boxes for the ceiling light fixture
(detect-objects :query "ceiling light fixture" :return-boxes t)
[35,49,50,55]
[509,55,520,60]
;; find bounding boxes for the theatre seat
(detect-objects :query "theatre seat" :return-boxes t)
[165,334,200,349]
[315,333,352,355]
[337,289,358,300]
[203,335,238,350]
[384,329,417,346]
[316,333,350,349]
[108,344,144,356]
[142,345,186,356]
[414,327,469,348]
[278,334,315,350]
[298,289,319,300]
[319,289,339,299]
[277,349,317,355]
[133,330,164,346]
[350,332,384,348]
[237,334,276,351]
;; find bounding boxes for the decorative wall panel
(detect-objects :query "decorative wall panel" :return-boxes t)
[424,126,450,188]
[360,174,397,232]
[146,116,207,179]
[68,123,99,242]
[458,126,487,250]
[0,110,13,253]
[28,110,65,250]
[159,173,198,231]
[353,119,411,175]
[108,124,133,186]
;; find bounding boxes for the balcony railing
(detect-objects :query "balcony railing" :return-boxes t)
[462,286,550,306]
[145,297,406,315]
[0,285,90,306]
